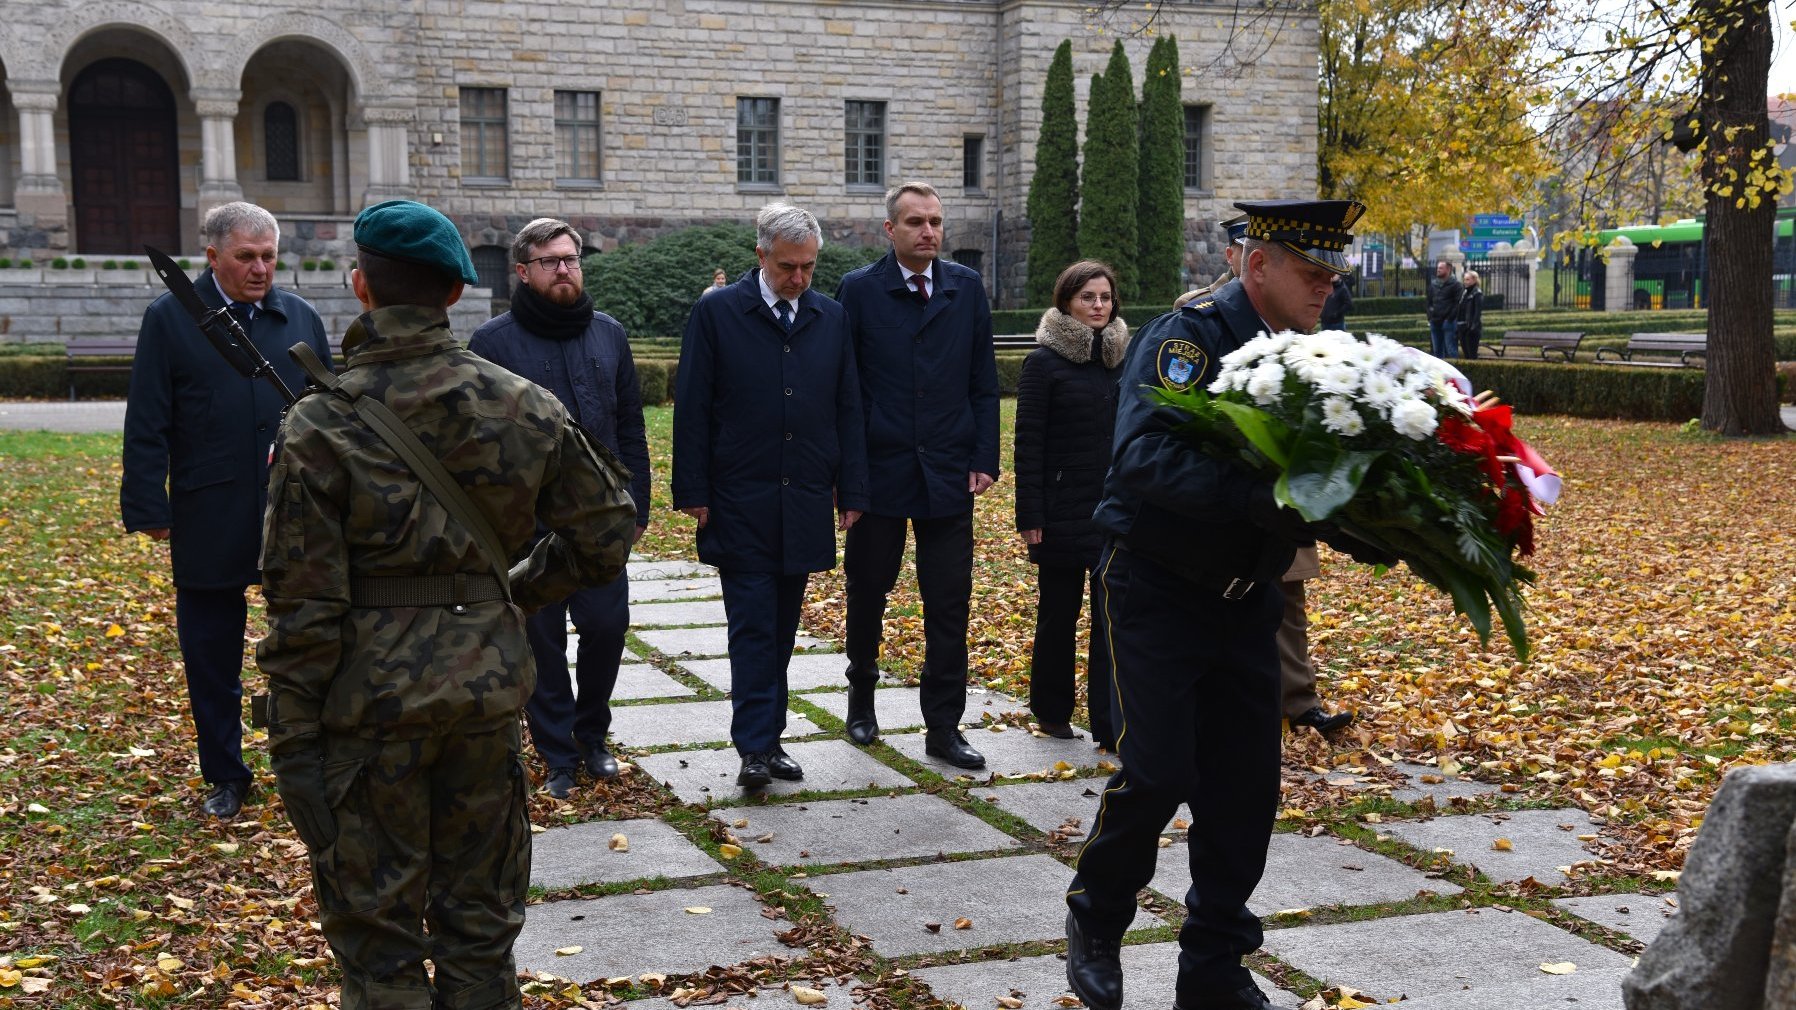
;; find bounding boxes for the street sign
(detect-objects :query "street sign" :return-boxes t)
[1361,246,1384,279]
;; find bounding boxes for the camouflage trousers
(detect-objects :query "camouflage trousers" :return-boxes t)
[312,722,530,1010]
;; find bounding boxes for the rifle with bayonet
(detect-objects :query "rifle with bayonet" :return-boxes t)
[145,245,298,405]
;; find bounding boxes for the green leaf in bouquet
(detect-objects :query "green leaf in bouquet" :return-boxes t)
[1277,420,1383,522]
[1213,400,1292,468]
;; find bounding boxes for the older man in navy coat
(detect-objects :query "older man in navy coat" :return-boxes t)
[673,203,869,790]
[834,182,999,770]
[121,201,330,819]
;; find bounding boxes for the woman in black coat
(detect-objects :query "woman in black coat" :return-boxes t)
[1456,270,1485,358]
[1013,260,1130,747]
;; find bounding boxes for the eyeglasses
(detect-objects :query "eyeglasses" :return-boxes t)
[1075,291,1115,305]
[527,255,582,273]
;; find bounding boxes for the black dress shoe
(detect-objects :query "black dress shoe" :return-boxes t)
[545,768,577,800]
[845,682,879,745]
[737,753,772,789]
[1177,982,1270,1009]
[1037,721,1077,739]
[1290,706,1354,736]
[584,746,620,780]
[925,728,986,769]
[1064,910,1123,1010]
[766,750,804,781]
[201,780,250,819]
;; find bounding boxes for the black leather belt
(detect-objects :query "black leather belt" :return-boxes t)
[1108,538,1257,599]
[349,573,506,608]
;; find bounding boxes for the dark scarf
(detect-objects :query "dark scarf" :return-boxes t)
[510,282,595,341]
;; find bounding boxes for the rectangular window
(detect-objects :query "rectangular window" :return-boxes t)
[460,87,509,180]
[844,100,886,187]
[963,135,984,191]
[554,90,602,183]
[1183,104,1211,191]
[737,97,780,186]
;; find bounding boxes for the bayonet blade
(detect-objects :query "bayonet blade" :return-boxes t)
[145,246,214,328]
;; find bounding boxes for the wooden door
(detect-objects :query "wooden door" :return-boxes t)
[69,59,181,254]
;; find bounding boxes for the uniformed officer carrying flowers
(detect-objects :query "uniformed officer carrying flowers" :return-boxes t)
[259,200,638,1010]
[1063,199,1392,1010]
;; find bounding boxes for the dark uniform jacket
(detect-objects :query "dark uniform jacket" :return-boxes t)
[1093,279,1298,585]
[835,252,1000,519]
[671,272,870,574]
[121,270,329,589]
[1428,273,1464,323]
[1014,307,1129,569]
[257,306,638,747]
[468,309,652,528]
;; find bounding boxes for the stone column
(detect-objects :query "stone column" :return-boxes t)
[1603,237,1637,314]
[193,94,245,221]
[361,105,415,204]
[1489,240,1541,311]
[11,81,66,224]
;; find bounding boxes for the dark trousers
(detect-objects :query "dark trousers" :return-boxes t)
[1066,544,1284,1003]
[1029,564,1113,745]
[523,573,629,772]
[720,570,810,755]
[843,511,972,731]
[175,586,252,786]
[1277,578,1321,719]
[1457,327,1482,360]
[1429,318,1458,358]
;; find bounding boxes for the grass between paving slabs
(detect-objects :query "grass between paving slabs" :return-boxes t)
[7,408,1795,1005]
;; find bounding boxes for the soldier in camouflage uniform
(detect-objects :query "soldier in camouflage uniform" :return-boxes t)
[1173,214,1248,309]
[258,200,638,1010]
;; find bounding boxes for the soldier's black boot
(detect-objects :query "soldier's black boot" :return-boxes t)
[737,753,772,789]
[1065,910,1122,1010]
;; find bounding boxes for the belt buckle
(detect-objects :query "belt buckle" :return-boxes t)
[1222,578,1254,600]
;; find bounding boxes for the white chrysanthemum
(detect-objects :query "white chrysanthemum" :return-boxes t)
[1320,396,1365,436]
[1312,362,1364,397]
[1283,332,1351,383]
[1390,397,1440,440]
[1207,371,1241,395]
[1245,361,1287,405]
[1359,370,1404,412]
[1341,338,1383,371]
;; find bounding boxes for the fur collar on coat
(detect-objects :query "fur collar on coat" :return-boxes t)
[1034,307,1131,368]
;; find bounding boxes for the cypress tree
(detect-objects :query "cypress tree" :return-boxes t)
[1026,40,1080,307]
[1137,36,1186,304]
[1079,41,1139,303]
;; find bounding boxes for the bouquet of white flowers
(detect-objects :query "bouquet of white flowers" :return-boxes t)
[1151,329,1558,659]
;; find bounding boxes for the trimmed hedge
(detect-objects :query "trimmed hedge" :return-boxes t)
[636,358,676,406]
[1457,360,1706,422]
[0,355,69,398]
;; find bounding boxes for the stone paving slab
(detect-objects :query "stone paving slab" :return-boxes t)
[625,978,856,1010]
[531,818,722,890]
[976,775,1191,837]
[819,854,1157,958]
[636,625,832,659]
[629,599,730,627]
[1377,808,1604,885]
[609,663,697,700]
[637,739,915,805]
[1313,761,1502,805]
[708,793,1023,866]
[1260,907,1632,1010]
[515,882,783,981]
[629,577,724,603]
[629,559,717,581]
[680,652,868,693]
[914,943,1302,1010]
[1149,831,1462,913]
[806,685,1031,733]
[607,699,820,749]
[886,724,1115,778]
[1554,891,1679,945]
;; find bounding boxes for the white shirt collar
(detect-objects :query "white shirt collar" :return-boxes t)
[899,260,933,289]
[757,271,793,312]
[212,273,264,311]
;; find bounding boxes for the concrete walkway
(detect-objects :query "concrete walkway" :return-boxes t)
[509,559,1669,1009]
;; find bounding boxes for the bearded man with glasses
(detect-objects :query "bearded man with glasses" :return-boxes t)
[468,217,651,800]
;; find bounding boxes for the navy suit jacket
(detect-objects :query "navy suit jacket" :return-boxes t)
[834,251,999,519]
[120,269,330,589]
[672,272,869,574]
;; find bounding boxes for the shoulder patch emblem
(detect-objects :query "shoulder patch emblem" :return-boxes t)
[1157,339,1208,392]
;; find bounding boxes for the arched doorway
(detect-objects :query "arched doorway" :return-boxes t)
[69,58,180,253]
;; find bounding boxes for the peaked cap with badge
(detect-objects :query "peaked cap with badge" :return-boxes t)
[1235,199,1365,275]
[1221,213,1250,246]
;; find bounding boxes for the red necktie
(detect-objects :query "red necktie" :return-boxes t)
[911,274,929,301]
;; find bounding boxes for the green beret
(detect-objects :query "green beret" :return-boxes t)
[353,200,479,285]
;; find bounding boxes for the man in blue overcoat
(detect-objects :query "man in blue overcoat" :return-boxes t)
[672,202,869,790]
[834,182,999,770]
[121,201,330,819]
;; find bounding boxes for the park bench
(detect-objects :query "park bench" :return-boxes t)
[993,334,1037,351]
[65,338,136,400]
[1595,332,1707,368]
[1481,331,1585,363]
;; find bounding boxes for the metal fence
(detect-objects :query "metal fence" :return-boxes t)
[1460,255,1532,310]
[1551,248,1597,310]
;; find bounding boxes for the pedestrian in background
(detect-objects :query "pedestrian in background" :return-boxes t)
[673,202,869,790]
[1427,260,1463,358]
[1320,273,1353,330]
[1013,259,1129,749]
[469,216,651,800]
[701,267,728,297]
[260,199,637,1009]
[121,200,330,820]
[1456,270,1485,359]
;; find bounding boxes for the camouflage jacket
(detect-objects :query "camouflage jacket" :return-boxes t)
[257,306,637,749]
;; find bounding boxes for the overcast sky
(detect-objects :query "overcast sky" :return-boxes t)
[1776,2,1796,93]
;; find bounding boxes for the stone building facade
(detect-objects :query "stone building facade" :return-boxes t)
[0,0,1318,312]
